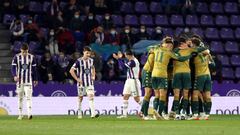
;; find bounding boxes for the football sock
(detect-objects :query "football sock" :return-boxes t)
[141,99,149,116]
[204,101,212,115]
[89,99,95,117]
[78,99,82,116]
[153,98,159,111]
[123,100,128,116]
[26,95,32,117]
[18,93,23,116]
[192,101,199,115]
[199,99,204,113]
[173,100,180,114]
[158,100,165,115]
[181,99,189,114]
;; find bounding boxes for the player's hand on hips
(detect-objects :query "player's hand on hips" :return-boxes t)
[34,81,38,87]
[14,76,19,82]
[77,79,82,85]
[91,76,95,81]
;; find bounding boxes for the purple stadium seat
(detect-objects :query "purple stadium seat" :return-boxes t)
[230,55,240,66]
[162,28,174,37]
[19,14,28,24]
[210,2,223,14]
[29,41,41,54]
[120,2,134,14]
[235,68,240,79]
[196,2,209,13]
[215,15,229,26]
[235,28,240,40]
[155,15,168,26]
[230,15,240,26]
[191,28,204,38]
[217,55,230,66]
[186,15,199,26]
[43,1,51,12]
[222,80,234,84]
[131,27,139,34]
[205,28,219,40]
[175,27,184,37]
[225,41,239,54]
[13,41,22,53]
[135,2,148,14]
[95,15,103,23]
[149,2,163,13]
[224,2,238,14]
[201,15,214,26]
[140,15,153,26]
[146,27,154,37]
[124,15,139,26]
[170,15,184,26]
[111,15,123,26]
[29,1,42,12]
[222,67,234,79]
[3,14,15,25]
[220,28,234,40]
[210,41,224,53]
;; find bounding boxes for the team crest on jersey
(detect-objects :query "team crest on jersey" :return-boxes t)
[22,64,29,70]
[84,68,90,74]
[226,89,240,96]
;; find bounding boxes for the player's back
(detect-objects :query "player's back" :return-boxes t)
[143,50,155,72]
[194,54,210,76]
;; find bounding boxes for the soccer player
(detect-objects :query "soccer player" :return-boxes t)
[190,38,215,120]
[172,37,206,120]
[11,43,38,120]
[140,48,155,120]
[113,50,142,118]
[69,46,99,119]
[151,37,194,120]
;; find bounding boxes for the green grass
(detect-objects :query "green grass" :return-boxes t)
[0,115,240,135]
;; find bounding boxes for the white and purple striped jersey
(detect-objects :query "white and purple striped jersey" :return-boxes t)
[119,57,140,79]
[11,53,37,85]
[71,57,94,87]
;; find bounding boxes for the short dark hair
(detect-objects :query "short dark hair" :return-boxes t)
[125,50,134,56]
[21,43,29,50]
[83,46,92,52]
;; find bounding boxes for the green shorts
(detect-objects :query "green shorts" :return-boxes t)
[141,70,152,88]
[152,77,168,90]
[172,73,191,89]
[194,75,212,91]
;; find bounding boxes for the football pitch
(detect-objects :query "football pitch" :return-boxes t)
[0,115,240,135]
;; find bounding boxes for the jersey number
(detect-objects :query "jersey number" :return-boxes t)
[155,52,164,63]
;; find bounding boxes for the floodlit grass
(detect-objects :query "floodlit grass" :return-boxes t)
[0,115,240,135]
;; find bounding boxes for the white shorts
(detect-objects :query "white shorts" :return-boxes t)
[77,85,95,96]
[123,79,141,97]
[16,84,33,96]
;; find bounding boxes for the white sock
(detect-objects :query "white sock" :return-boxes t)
[26,96,32,117]
[89,99,95,117]
[123,100,128,116]
[18,95,23,116]
[78,99,82,116]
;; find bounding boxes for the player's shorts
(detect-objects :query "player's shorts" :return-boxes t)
[77,85,95,96]
[123,79,141,97]
[194,75,212,92]
[152,77,168,90]
[141,69,152,88]
[16,84,33,97]
[172,73,191,90]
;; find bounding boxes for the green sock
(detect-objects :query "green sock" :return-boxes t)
[158,100,165,115]
[192,101,199,114]
[173,100,180,114]
[153,98,159,111]
[199,99,204,113]
[204,102,212,115]
[141,99,149,116]
[181,99,189,114]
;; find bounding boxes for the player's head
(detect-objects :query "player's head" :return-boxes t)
[20,43,29,56]
[177,37,188,48]
[124,50,134,60]
[83,46,92,58]
[162,37,174,50]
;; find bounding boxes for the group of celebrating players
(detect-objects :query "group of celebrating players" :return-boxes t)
[114,34,214,120]
[12,30,214,120]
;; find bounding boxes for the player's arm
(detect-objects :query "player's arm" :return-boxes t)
[69,61,81,83]
[169,51,192,62]
[11,55,18,82]
[32,56,38,86]
[91,65,96,81]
